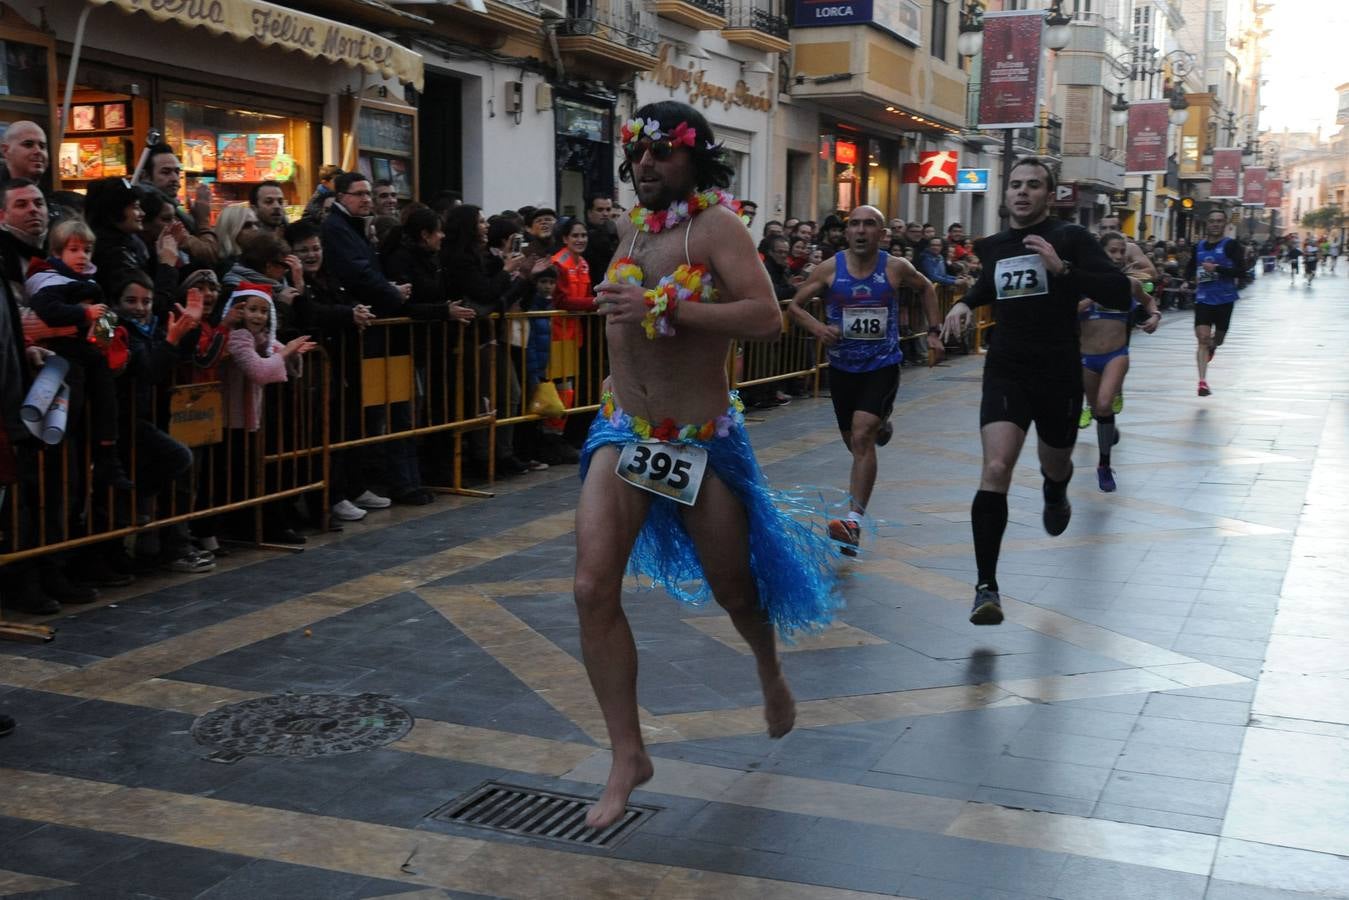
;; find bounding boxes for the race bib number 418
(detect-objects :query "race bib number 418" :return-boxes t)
[616,441,709,506]
[994,254,1050,300]
[842,306,888,340]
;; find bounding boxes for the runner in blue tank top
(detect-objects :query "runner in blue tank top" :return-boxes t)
[1183,208,1244,397]
[788,205,944,554]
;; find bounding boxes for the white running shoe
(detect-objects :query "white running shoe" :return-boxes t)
[332,499,368,521]
[354,490,392,509]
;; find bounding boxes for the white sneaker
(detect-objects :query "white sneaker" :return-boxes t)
[332,499,368,521]
[354,490,391,509]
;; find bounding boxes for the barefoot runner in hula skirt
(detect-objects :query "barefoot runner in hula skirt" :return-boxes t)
[575,100,841,828]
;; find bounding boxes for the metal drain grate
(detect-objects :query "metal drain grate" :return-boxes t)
[429,781,657,849]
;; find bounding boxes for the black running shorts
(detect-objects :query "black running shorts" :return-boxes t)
[829,364,900,433]
[979,355,1083,449]
[1194,303,1235,331]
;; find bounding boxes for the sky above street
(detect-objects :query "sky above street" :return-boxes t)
[1259,1,1349,136]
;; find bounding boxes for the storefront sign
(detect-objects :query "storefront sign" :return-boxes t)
[89,0,424,90]
[642,44,772,112]
[1210,148,1242,199]
[918,151,958,194]
[1124,101,1169,175]
[976,11,1043,129]
[835,140,857,165]
[792,0,922,47]
[1265,177,1284,210]
[956,168,989,192]
[1243,166,1268,207]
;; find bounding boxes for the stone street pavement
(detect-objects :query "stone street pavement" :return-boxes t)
[1,269,1347,899]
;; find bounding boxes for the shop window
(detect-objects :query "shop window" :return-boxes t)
[350,99,417,201]
[56,90,145,190]
[0,18,59,186]
[164,99,317,224]
[931,0,949,61]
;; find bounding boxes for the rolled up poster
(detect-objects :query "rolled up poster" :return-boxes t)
[20,354,70,424]
[39,383,71,446]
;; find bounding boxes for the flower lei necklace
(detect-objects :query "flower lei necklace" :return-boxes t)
[629,188,738,235]
[601,390,745,443]
[607,256,719,340]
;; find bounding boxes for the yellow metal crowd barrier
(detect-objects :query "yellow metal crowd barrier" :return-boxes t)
[1,350,328,567]
[1,290,987,582]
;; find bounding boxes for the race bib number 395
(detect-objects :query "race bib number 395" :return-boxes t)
[994,254,1050,300]
[616,441,709,506]
[842,306,888,340]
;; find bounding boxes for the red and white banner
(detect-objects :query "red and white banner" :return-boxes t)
[1210,148,1242,199]
[1243,166,1268,207]
[1264,177,1284,210]
[977,10,1043,129]
[918,151,959,194]
[1125,101,1170,174]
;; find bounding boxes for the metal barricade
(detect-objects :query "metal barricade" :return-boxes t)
[1,348,329,568]
[732,298,826,395]
[327,316,493,495]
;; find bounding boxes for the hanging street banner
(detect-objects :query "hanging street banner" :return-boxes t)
[1264,177,1284,210]
[1210,148,1242,199]
[918,151,959,193]
[1243,166,1269,207]
[976,10,1044,129]
[1124,101,1170,175]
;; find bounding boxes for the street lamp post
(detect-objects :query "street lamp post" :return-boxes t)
[957,0,1073,229]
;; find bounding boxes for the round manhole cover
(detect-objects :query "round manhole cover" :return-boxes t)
[192,693,414,759]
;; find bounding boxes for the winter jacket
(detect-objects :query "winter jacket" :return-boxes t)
[224,327,288,432]
[25,257,104,335]
[918,249,959,287]
[320,203,402,317]
[92,226,179,315]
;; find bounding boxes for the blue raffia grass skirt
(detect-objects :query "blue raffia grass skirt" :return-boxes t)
[580,397,843,641]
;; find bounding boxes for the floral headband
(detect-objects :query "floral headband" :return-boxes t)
[620,118,706,150]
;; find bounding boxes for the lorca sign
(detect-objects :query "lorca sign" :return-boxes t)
[793,0,922,46]
[641,44,773,112]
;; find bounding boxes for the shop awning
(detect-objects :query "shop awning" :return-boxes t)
[86,0,424,90]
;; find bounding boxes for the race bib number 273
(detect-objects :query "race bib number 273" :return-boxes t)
[994,254,1050,300]
[616,441,709,506]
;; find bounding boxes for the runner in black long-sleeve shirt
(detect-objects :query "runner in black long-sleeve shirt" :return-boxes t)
[940,157,1131,625]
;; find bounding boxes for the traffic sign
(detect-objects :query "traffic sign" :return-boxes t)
[956,168,989,192]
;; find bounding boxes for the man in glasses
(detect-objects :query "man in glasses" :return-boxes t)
[574,101,840,830]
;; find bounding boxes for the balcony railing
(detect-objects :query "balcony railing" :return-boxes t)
[725,0,788,37]
[560,0,659,54]
[1045,116,1063,158]
[683,0,727,16]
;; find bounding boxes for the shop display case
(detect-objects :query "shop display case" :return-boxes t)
[0,10,58,179]
[163,97,317,224]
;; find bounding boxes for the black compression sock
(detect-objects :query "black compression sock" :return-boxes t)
[971,490,1008,590]
[1042,464,1073,504]
[1096,415,1116,466]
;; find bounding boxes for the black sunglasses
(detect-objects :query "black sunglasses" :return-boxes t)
[623,139,677,163]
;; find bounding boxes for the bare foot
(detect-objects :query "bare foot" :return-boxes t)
[762,671,796,738]
[585,750,654,829]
